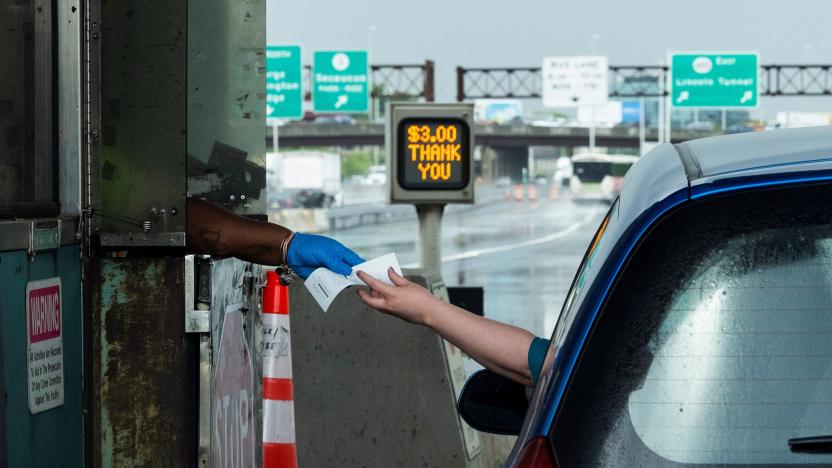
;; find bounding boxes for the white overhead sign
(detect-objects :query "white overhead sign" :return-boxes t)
[27,277,64,414]
[542,56,609,108]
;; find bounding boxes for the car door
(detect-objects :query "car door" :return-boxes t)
[550,182,832,466]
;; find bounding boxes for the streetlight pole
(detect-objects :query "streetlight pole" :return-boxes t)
[368,25,377,120]
[368,25,379,165]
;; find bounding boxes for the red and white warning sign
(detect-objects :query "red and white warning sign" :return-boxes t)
[212,304,256,468]
[26,277,64,414]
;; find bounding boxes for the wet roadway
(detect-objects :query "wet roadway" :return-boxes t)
[327,184,608,340]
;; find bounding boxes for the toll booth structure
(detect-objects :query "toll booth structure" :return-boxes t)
[1,0,268,465]
[2,0,516,465]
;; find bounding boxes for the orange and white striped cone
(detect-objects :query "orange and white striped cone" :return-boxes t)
[513,184,524,201]
[549,185,559,200]
[262,271,297,468]
[528,185,538,201]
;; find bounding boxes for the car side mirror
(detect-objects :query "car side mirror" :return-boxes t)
[457,369,528,435]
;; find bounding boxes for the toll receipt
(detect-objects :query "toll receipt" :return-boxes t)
[304,253,403,312]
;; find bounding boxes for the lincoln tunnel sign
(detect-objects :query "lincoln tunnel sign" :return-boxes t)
[671,52,759,108]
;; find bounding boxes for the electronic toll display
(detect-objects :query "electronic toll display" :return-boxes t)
[400,120,469,190]
[388,103,474,204]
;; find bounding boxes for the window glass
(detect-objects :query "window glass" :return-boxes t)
[0,0,33,205]
[534,199,619,380]
[553,184,832,466]
[0,0,55,216]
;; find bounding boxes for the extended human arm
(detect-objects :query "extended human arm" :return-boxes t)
[186,196,291,265]
[356,269,536,386]
[186,197,364,277]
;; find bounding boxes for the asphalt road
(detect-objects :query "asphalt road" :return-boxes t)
[326,186,608,339]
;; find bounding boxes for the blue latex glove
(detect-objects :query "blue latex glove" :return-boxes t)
[287,232,365,279]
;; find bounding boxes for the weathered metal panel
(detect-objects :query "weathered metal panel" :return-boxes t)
[97,0,187,236]
[187,0,266,216]
[90,258,192,467]
[0,246,83,467]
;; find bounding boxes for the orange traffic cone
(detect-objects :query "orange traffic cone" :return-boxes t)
[550,185,559,200]
[513,184,524,201]
[262,271,297,468]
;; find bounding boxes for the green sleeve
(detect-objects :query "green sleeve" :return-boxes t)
[528,336,551,385]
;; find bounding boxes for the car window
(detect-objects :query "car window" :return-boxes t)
[533,199,619,382]
[552,183,832,466]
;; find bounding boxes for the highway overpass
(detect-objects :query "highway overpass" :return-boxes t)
[270,122,721,149]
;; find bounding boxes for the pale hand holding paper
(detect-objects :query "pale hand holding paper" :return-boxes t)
[304,253,403,312]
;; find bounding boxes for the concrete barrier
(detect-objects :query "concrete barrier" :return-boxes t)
[289,272,514,467]
[268,209,330,233]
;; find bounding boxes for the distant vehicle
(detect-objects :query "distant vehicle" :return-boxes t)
[685,120,715,131]
[302,111,356,125]
[534,176,549,185]
[494,176,512,188]
[570,153,638,202]
[553,156,573,188]
[458,126,832,467]
[364,165,387,186]
[726,124,755,134]
[267,151,341,208]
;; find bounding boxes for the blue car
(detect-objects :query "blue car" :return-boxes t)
[458,126,832,467]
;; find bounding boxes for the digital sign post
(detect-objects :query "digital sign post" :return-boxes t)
[388,103,474,204]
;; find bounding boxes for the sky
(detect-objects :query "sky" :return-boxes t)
[268,0,832,117]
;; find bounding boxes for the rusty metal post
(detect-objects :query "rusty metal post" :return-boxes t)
[423,60,435,102]
[456,66,465,102]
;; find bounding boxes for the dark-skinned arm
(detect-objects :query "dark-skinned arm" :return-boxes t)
[186,197,291,265]
[186,197,365,278]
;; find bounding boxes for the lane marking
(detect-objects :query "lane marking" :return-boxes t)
[403,206,605,267]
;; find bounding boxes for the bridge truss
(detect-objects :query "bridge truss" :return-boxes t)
[456,64,832,100]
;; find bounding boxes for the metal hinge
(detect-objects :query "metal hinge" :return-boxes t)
[186,309,210,333]
[185,255,211,333]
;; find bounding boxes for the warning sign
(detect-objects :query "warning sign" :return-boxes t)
[27,277,64,414]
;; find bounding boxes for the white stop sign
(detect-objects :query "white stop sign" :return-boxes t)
[212,306,255,467]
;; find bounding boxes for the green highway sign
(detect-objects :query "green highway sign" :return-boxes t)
[671,53,759,107]
[313,50,369,113]
[266,45,303,120]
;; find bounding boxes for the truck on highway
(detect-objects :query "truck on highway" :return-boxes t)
[267,151,342,208]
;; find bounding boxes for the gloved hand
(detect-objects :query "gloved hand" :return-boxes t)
[287,232,365,279]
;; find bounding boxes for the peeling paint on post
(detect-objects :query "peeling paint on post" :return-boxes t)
[90,258,193,467]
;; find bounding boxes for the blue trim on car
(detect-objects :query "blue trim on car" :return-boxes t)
[692,171,832,199]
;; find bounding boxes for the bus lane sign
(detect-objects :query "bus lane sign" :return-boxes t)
[27,277,64,413]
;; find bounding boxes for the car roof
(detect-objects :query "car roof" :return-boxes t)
[617,126,832,249]
[674,125,832,180]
